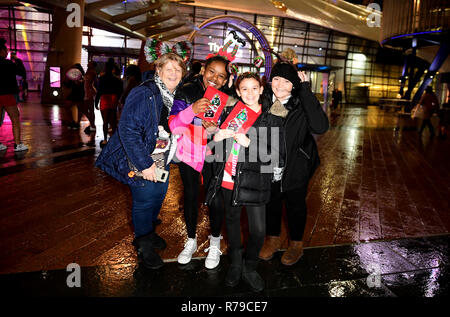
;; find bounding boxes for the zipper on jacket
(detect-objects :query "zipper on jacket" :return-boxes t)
[281,113,292,193]
[232,163,242,206]
[206,152,226,206]
[210,165,224,205]
[299,147,310,160]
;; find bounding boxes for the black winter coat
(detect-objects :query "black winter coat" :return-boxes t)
[263,81,329,192]
[173,75,235,109]
[0,57,26,95]
[205,102,272,207]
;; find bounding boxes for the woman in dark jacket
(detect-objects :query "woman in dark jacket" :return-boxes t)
[0,38,28,152]
[95,61,124,146]
[205,72,272,292]
[63,63,85,129]
[258,62,329,266]
[95,53,186,269]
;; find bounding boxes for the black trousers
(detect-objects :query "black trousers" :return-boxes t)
[210,187,265,261]
[419,118,435,136]
[266,181,308,241]
[178,161,224,239]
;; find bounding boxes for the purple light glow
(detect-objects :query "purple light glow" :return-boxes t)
[193,16,273,78]
[50,67,60,88]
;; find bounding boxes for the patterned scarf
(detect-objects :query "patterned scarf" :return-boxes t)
[269,96,290,118]
[154,74,176,113]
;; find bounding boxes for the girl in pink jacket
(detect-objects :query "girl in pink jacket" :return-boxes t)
[169,55,231,269]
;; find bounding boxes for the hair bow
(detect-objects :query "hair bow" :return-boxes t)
[144,39,193,64]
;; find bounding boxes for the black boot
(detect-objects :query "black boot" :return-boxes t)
[132,233,164,269]
[242,259,264,292]
[133,231,166,250]
[153,218,162,227]
[225,248,243,287]
[149,231,167,250]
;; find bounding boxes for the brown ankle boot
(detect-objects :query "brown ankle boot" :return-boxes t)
[258,236,281,261]
[281,241,304,266]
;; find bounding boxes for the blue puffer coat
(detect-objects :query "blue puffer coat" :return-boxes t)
[95,79,163,186]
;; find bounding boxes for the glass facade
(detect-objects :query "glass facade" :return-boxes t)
[0,5,51,91]
[1,3,437,106]
[163,4,415,106]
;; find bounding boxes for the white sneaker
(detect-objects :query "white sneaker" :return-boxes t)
[204,235,223,269]
[0,143,6,151]
[14,143,28,152]
[177,237,197,264]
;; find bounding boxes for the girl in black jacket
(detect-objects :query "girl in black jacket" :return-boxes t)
[259,62,329,266]
[206,72,271,292]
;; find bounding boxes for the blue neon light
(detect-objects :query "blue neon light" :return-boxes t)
[381,30,442,44]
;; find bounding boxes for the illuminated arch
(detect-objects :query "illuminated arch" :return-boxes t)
[187,15,273,79]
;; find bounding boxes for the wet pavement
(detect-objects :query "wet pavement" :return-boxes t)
[0,93,449,301]
[0,234,448,298]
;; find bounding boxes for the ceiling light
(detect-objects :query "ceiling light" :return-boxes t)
[270,0,287,12]
[353,53,366,61]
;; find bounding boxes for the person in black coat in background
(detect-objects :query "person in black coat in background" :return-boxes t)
[258,62,329,266]
[95,61,123,146]
[0,38,28,152]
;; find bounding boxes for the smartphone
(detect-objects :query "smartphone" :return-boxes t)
[155,168,169,183]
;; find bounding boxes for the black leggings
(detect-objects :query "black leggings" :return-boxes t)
[178,161,224,239]
[419,118,435,136]
[100,109,117,141]
[266,181,308,241]
[211,188,265,261]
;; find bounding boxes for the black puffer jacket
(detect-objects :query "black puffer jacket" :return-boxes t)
[173,75,205,108]
[263,81,329,192]
[205,102,272,207]
[173,75,235,110]
[0,57,26,95]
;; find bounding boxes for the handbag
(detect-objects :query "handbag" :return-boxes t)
[411,104,425,119]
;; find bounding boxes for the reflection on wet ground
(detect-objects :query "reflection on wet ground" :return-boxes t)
[0,94,449,297]
[0,235,448,297]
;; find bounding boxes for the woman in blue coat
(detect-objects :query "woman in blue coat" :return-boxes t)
[95,53,186,269]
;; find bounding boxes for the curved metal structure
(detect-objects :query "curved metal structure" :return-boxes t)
[381,0,448,47]
[187,15,273,78]
[380,0,449,102]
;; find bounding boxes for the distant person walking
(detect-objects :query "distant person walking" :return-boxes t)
[95,60,123,146]
[331,88,342,112]
[63,63,85,129]
[418,86,439,138]
[82,61,97,134]
[0,38,28,152]
[119,64,142,115]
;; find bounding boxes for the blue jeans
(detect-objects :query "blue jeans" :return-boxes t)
[129,171,169,238]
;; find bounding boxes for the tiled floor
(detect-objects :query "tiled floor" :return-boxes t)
[0,93,449,298]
